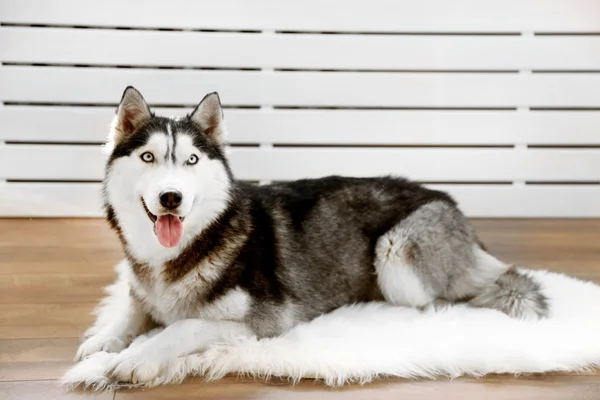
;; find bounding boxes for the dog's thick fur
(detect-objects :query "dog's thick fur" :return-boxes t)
[73,87,548,386]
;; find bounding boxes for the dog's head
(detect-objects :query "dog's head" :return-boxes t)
[104,87,233,254]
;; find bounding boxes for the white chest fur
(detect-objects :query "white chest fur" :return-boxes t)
[128,264,251,326]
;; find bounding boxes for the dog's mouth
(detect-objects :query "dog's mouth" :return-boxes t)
[140,198,185,223]
[141,198,185,248]
[141,198,157,223]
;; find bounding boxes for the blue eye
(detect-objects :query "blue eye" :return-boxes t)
[187,154,198,165]
[141,152,154,163]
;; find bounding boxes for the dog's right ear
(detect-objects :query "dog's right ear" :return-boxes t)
[189,92,226,146]
[110,86,152,144]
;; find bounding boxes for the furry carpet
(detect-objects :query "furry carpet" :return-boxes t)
[63,269,600,390]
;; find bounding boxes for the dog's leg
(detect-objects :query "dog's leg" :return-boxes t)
[106,319,252,384]
[75,261,150,361]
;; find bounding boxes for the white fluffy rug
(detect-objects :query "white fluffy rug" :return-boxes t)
[63,269,600,390]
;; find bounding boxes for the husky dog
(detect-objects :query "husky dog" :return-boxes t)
[74,87,548,384]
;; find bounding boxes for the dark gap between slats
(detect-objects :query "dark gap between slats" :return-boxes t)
[274,106,518,110]
[535,32,600,36]
[533,70,600,73]
[2,102,261,109]
[2,103,517,111]
[0,104,519,113]
[0,23,261,33]
[6,179,102,184]
[277,31,520,36]
[530,108,600,111]
[5,142,516,149]
[268,180,514,185]
[5,141,105,146]
[275,68,519,73]
[18,180,593,186]
[3,63,521,74]
[0,23,520,36]
[6,179,263,184]
[525,181,600,185]
[272,144,514,149]
[418,181,514,185]
[528,145,600,149]
[4,141,261,147]
[2,62,261,71]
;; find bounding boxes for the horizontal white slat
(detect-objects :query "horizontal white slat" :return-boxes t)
[2,0,600,32]
[4,27,600,70]
[433,185,600,218]
[231,148,600,182]
[3,146,600,182]
[3,107,600,145]
[0,145,107,180]
[2,183,599,218]
[0,183,104,217]
[3,67,600,107]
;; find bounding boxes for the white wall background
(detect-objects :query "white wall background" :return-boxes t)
[1,0,600,217]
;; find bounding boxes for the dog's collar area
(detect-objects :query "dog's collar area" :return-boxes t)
[140,197,185,223]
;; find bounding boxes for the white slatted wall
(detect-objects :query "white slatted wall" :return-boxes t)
[1,0,600,217]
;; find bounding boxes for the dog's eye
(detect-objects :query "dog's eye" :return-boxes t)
[187,154,199,165]
[140,152,154,163]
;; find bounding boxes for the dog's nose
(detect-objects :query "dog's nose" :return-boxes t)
[159,190,183,209]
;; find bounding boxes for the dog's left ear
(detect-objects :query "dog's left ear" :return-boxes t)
[189,92,226,145]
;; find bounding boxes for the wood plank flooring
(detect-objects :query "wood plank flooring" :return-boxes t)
[1,218,600,399]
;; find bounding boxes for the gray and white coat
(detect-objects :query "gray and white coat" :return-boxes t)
[75,87,548,384]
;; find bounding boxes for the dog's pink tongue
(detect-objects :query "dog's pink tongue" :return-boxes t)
[155,215,183,248]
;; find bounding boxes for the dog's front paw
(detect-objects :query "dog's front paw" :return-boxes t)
[106,348,168,384]
[75,333,127,362]
[62,351,117,391]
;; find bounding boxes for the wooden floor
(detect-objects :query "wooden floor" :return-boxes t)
[1,219,600,400]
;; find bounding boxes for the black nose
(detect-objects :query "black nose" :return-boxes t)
[159,190,182,209]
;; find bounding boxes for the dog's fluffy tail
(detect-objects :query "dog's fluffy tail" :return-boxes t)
[469,266,549,319]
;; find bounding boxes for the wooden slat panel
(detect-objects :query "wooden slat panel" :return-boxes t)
[3,183,600,218]
[0,303,96,339]
[0,145,106,180]
[3,146,600,181]
[3,107,600,145]
[2,0,600,32]
[0,338,78,381]
[4,27,600,70]
[230,148,600,181]
[0,381,113,400]
[0,183,102,217]
[433,185,600,218]
[2,218,600,393]
[113,376,600,400]
[0,274,113,304]
[0,338,77,363]
[0,182,104,217]
[0,218,122,274]
[0,361,71,382]
[3,67,600,107]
